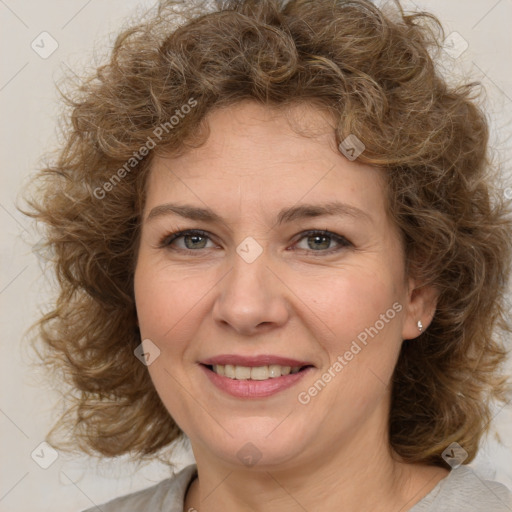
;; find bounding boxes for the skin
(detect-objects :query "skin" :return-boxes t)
[134,101,448,512]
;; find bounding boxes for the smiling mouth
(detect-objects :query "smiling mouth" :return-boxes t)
[203,364,313,380]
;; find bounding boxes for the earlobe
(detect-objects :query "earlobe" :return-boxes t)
[401,279,438,340]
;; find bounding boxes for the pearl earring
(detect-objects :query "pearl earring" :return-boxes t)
[417,320,423,332]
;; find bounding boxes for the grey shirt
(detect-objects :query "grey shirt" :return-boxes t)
[83,463,512,511]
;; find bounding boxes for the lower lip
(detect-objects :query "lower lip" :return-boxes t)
[201,365,313,398]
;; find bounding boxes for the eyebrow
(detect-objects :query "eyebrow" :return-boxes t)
[146,201,372,225]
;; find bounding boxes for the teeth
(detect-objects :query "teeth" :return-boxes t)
[269,364,283,378]
[250,366,269,380]
[235,366,251,380]
[211,364,302,380]
[213,364,225,376]
[224,364,235,378]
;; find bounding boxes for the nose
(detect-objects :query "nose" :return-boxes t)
[212,250,290,336]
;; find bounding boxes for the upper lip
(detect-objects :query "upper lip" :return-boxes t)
[200,355,314,368]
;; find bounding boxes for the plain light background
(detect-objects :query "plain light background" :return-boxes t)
[1,1,511,511]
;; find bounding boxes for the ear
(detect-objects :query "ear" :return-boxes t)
[401,277,438,340]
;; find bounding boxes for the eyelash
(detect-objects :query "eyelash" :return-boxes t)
[158,229,352,256]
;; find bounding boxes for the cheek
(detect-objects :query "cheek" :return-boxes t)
[305,266,403,343]
[134,262,208,344]
[133,263,206,429]
[304,271,406,406]
[134,254,405,360]
[304,274,404,406]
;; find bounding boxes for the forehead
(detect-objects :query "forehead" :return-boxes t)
[145,102,387,222]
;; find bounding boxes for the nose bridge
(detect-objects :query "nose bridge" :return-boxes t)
[212,241,289,334]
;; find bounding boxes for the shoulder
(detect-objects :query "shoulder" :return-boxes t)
[410,465,512,512]
[81,464,197,512]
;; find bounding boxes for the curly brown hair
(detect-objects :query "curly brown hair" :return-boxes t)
[24,0,512,467]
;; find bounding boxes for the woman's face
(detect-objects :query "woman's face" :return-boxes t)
[134,101,429,469]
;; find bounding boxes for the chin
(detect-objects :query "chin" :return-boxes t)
[190,417,317,469]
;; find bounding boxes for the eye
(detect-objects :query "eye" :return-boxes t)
[159,229,216,251]
[292,230,352,254]
[159,228,352,255]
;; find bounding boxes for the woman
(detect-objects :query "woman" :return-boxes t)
[25,0,512,510]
